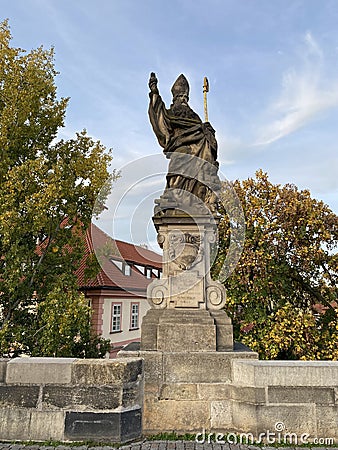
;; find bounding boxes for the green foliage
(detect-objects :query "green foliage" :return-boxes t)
[0,20,117,357]
[34,277,111,357]
[147,432,196,441]
[0,276,112,358]
[215,170,338,360]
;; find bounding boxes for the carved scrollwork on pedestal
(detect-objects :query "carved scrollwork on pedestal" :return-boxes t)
[147,279,168,309]
[206,282,226,310]
[207,229,217,244]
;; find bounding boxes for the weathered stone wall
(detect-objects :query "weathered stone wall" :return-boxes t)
[231,360,338,440]
[119,351,338,442]
[1,355,337,443]
[0,357,143,443]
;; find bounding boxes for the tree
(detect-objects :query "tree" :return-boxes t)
[0,20,117,357]
[214,170,338,360]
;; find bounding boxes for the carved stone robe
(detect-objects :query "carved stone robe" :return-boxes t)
[148,92,221,206]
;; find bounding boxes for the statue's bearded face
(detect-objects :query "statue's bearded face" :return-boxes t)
[169,92,201,121]
[174,93,189,106]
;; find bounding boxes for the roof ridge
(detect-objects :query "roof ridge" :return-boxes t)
[90,222,161,258]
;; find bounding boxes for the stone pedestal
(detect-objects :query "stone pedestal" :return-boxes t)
[142,206,234,352]
[147,209,228,311]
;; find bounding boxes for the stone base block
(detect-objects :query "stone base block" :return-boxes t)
[233,360,338,386]
[140,310,163,351]
[163,351,257,383]
[71,357,142,385]
[143,398,209,433]
[316,406,338,437]
[0,408,64,441]
[256,403,316,436]
[141,308,233,352]
[30,410,65,441]
[65,408,142,443]
[6,357,76,384]
[211,400,232,429]
[210,310,233,351]
[0,385,40,408]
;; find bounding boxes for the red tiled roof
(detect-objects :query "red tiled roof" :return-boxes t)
[313,302,338,314]
[76,223,162,291]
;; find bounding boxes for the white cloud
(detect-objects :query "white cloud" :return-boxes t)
[255,32,338,145]
[303,31,323,60]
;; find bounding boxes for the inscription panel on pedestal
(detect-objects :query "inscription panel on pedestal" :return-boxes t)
[169,271,204,308]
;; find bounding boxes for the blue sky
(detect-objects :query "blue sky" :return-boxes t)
[2,0,338,250]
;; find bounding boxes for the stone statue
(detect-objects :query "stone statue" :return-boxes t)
[148,72,221,213]
[143,72,232,351]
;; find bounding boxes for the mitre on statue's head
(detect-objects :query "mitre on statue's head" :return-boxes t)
[171,74,189,98]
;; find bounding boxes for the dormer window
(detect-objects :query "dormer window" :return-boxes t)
[111,258,161,279]
[134,264,145,274]
[110,258,132,276]
[112,259,123,271]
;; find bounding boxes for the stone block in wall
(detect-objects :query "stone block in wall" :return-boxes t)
[211,400,232,429]
[163,352,231,383]
[268,386,335,405]
[141,351,163,385]
[157,323,216,352]
[315,406,338,438]
[143,398,209,433]
[0,408,31,440]
[197,383,231,400]
[0,409,64,442]
[0,385,40,408]
[141,309,164,351]
[42,385,121,410]
[256,404,316,436]
[231,386,266,404]
[233,360,338,387]
[0,359,8,382]
[125,351,163,397]
[122,382,143,408]
[160,383,198,400]
[29,410,65,441]
[163,352,256,384]
[71,357,143,385]
[6,357,76,384]
[231,401,258,433]
[232,401,317,437]
[64,408,142,443]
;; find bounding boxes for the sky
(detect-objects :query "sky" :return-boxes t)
[2,0,338,252]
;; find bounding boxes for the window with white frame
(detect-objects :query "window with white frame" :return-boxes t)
[130,303,139,330]
[110,258,132,276]
[124,264,131,276]
[111,303,122,332]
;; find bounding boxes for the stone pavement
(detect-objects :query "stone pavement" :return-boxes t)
[0,442,337,450]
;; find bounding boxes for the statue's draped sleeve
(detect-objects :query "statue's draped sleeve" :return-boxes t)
[148,93,171,149]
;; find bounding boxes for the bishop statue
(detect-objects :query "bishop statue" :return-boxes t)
[148,72,221,213]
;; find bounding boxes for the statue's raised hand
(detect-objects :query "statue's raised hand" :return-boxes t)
[149,72,159,94]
